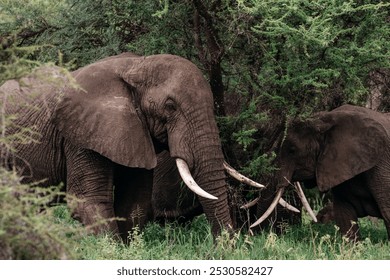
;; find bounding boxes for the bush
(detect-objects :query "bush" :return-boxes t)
[0,168,83,259]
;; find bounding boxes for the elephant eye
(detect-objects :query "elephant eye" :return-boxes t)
[164,99,177,114]
[287,145,296,155]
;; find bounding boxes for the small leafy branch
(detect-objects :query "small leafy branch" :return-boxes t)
[0,168,82,259]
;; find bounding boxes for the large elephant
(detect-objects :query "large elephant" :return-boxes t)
[252,104,390,240]
[0,53,234,240]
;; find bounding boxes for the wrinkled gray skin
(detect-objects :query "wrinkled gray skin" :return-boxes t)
[0,53,233,241]
[276,104,390,240]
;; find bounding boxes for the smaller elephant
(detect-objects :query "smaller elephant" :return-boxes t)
[255,105,390,240]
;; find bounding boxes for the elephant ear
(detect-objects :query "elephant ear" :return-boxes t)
[53,59,157,169]
[316,108,387,192]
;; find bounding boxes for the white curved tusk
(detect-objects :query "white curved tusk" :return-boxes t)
[250,188,284,228]
[294,182,317,222]
[279,198,300,213]
[176,158,218,200]
[240,197,260,209]
[240,197,300,214]
[223,161,266,188]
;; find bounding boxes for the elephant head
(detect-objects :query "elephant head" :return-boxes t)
[276,104,386,191]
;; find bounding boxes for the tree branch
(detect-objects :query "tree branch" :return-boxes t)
[192,0,226,116]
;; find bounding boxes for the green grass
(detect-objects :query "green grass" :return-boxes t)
[54,207,389,260]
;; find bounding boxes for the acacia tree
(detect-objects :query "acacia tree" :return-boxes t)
[2,0,389,177]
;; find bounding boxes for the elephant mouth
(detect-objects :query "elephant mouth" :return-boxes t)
[292,169,315,182]
[154,130,168,145]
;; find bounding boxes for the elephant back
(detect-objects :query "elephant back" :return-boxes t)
[0,66,72,184]
[0,66,71,122]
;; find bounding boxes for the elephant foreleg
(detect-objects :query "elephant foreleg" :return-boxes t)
[114,166,154,242]
[66,147,118,235]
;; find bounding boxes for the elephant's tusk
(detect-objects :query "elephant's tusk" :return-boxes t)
[249,187,284,228]
[240,197,260,209]
[240,196,300,213]
[223,161,266,188]
[294,182,317,222]
[279,198,300,213]
[176,158,218,200]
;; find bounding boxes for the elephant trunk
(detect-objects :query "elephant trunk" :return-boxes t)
[175,157,232,235]
[276,160,294,188]
[191,141,233,235]
[196,167,233,235]
[168,107,233,235]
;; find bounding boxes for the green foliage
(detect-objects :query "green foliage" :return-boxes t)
[230,99,269,148]
[0,169,83,259]
[1,0,194,68]
[152,0,170,18]
[241,152,277,177]
[233,128,257,151]
[3,0,388,126]
[0,41,41,84]
[242,0,390,112]
[221,0,389,178]
[3,0,389,108]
